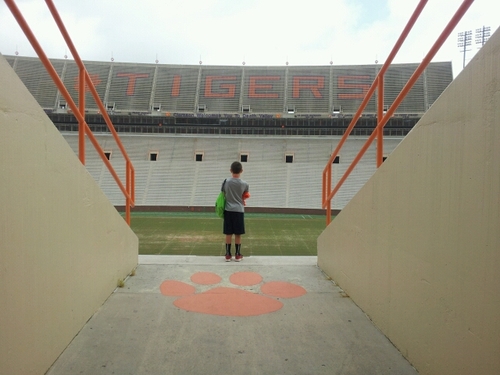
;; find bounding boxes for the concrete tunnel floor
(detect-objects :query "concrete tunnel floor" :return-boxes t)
[47,256,418,375]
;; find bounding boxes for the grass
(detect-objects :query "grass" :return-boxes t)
[129,212,329,256]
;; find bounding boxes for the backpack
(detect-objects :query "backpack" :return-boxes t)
[215,179,226,218]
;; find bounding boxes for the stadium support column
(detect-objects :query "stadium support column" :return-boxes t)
[283,66,289,115]
[149,64,159,113]
[329,64,334,116]
[423,67,429,112]
[194,66,202,113]
[239,67,245,116]
[103,63,113,109]
[54,58,68,112]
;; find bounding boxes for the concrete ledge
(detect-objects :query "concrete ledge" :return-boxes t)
[139,255,318,266]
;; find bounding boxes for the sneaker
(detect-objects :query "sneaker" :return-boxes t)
[235,254,243,262]
[225,254,232,262]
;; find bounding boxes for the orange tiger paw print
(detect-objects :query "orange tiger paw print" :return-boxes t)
[160,271,306,316]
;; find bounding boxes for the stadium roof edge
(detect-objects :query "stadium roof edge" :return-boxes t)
[2,54,452,70]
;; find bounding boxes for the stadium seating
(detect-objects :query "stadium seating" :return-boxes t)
[62,133,403,210]
[4,54,452,211]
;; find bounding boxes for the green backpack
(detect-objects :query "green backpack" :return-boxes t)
[215,179,227,218]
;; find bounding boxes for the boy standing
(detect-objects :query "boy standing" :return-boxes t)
[222,161,249,262]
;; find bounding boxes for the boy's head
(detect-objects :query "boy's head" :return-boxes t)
[230,161,243,175]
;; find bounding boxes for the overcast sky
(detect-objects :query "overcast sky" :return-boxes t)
[0,0,497,77]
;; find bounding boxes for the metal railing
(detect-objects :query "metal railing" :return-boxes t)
[322,0,474,225]
[5,0,135,225]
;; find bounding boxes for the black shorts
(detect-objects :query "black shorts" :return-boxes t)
[223,211,245,235]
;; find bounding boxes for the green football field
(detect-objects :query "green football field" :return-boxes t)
[129,212,329,256]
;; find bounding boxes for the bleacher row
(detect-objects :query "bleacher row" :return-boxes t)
[62,133,404,210]
[5,55,453,116]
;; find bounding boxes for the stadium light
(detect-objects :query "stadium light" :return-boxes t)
[475,26,491,47]
[457,30,472,68]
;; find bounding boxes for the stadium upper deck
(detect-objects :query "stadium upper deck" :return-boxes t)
[4,55,453,135]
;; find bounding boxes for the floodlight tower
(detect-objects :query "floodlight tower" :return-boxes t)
[457,30,472,68]
[475,26,491,47]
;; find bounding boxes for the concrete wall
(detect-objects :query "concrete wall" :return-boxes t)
[318,29,500,375]
[0,54,138,374]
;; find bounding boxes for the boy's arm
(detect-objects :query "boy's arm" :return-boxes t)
[242,191,250,206]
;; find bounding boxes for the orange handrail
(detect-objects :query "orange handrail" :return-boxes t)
[5,0,135,225]
[322,0,474,225]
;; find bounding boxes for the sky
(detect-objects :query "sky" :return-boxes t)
[0,0,497,77]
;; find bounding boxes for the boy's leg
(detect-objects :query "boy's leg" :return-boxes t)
[223,211,232,261]
[235,235,243,261]
[225,234,232,261]
[234,212,244,261]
